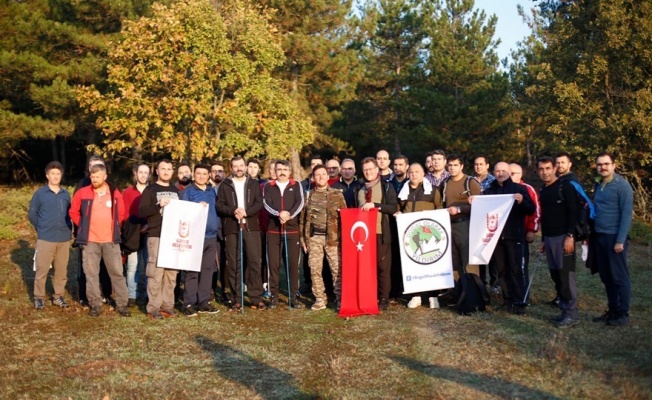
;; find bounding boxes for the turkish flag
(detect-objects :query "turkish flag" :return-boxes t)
[338,208,379,318]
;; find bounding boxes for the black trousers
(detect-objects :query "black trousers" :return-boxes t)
[267,232,301,298]
[377,235,392,301]
[493,238,528,306]
[225,230,263,304]
[184,238,217,307]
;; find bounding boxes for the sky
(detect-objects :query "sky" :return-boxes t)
[473,0,533,63]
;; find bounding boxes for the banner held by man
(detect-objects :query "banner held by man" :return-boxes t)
[468,194,515,265]
[157,199,209,272]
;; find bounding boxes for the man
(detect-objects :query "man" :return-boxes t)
[300,165,347,311]
[398,163,443,309]
[28,161,72,309]
[122,163,150,306]
[425,149,450,187]
[217,156,265,311]
[332,158,363,208]
[325,159,341,186]
[357,157,398,311]
[175,163,192,191]
[139,159,180,319]
[210,161,225,189]
[247,158,262,180]
[592,153,633,326]
[69,164,130,318]
[209,160,226,302]
[263,160,305,308]
[390,155,409,194]
[300,155,323,194]
[180,164,220,316]
[267,159,278,181]
[441,155,481,280]
[484,162,535,315]
[376,150,394,181]
[474,155,496,193]
[556,151,580,183]
[537,156,579,328]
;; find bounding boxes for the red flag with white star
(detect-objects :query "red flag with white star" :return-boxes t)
[339,208,378,317]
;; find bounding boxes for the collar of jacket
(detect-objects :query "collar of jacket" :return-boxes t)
[268,179,297,186]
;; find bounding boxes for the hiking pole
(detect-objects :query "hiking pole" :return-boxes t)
[283,224,292,310]
[522,251,540,305]
[239,219,245,314]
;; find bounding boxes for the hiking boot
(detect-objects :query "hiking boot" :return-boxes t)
[490,283,501,295]
[34,298,45,310]
[161,308,178,318]
[51,296,69,308]
[116,307,131,317]
[290,297,303,309]
[407,296,422,309]
[511,305,527,315]
[127,298,137,308]
[379,298,389,311]
[251,301,267,311]
[183,305,198,317]
[556,317,580,328]
[546,296,560,307]
[198,303,219,314]
[592,310,614,323]
[606,315,629,326]
[88,306,101,317]
[429,297,440,309]
[268,297,278,309]
[148,311,164,320]
[548,313,565,323]
[311,299,327,311]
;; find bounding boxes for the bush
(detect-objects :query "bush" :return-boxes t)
[0,186,37,241]
[629,219,652,246]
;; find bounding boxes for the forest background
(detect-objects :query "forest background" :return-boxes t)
[1,0,651,219]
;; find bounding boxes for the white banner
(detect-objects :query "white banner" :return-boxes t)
[468,194,515,265]
[157,199,208,271]
[396,209,455,294]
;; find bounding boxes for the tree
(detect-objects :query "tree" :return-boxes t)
[77,0,315,164]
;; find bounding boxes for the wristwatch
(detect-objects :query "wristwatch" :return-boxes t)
[566,233,574,238]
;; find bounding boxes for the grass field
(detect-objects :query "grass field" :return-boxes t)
[1,187,651,399]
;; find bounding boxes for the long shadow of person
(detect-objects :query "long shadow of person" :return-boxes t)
[195,335,314,399]
[389,355,560,399]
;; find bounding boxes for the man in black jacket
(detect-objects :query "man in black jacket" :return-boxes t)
[217,156,265,311]
[263,160,305,308]
[484,161,535,315]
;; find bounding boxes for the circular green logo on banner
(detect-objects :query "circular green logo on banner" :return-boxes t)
[403,218,448,265]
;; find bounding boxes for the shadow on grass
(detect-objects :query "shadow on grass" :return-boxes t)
[390,355,560,400]
[195,335,314,399]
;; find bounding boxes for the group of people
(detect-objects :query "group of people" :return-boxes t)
[28,149,634,327]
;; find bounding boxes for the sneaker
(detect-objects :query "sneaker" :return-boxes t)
[251,301,267,311]
[116,307,131,317]
[127,298,137,308]
[183,305,198,317]
[311,299,327,311]
[34,298,45,310]
[546,296,560,307]
[379,298,389,311]
[548,314,565,323]
[88,306,101,317]
[148,311,164,320]
[268,297,278,309]
[606,315,629,326]
[592,310,614,323]
[556,317,580,328]
[51,296,69,308]
[198,303,219,314]
[161,309,178,318]
[407,296,422,309]
[290,297,303,309]
[79,299,90,309]
[490,283,501,295]
[429,297,440,309]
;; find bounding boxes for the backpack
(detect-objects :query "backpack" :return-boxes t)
[442,176,478,206]
[120,219,142,254]
[455,273,490,315]
[558,180,596,241]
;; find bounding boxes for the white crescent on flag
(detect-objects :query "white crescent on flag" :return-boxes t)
[350,221,369,251]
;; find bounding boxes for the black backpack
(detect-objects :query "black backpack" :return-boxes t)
[120,219,142,254]
[455,273,490,315]
[558,180,596,241]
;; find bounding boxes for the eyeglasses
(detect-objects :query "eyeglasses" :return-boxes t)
[362,168,377,173]
[212,170,224,174]
[510,172,522,176]
[596,162,613,168]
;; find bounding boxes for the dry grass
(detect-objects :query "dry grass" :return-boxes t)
[1,188,651,399]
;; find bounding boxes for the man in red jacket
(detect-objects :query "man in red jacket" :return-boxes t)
[70,164,130,318]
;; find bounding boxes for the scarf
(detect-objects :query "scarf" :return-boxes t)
[398,179,432,201]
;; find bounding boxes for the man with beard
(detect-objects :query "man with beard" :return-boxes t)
[209,161,226,303]
[210,161,225,189]
[264,160,305,308]
[556,151,580,183]
[301,155,323,194]
[474,155,496,193]
[357,157,398,311]
[217,156,265,311]
[390,155,409,194]
[70,164,130,318]
[484,162,535,315]
[175,163,192,192]
[139,159,180,319]
[376,150,394,181]
[425,149,450,187]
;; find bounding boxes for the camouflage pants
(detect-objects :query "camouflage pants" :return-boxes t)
[308,235,341,302]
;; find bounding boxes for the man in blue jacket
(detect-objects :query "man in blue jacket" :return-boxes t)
[28,161,72,309]
[592,153,634,327]
[180,164,220,316]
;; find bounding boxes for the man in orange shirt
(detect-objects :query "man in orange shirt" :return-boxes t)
[70,164,130,318]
